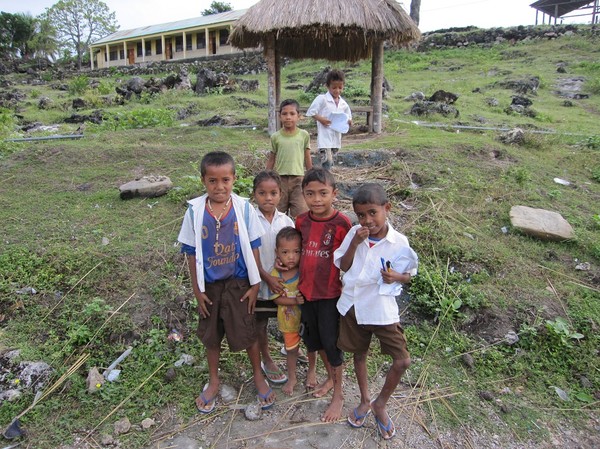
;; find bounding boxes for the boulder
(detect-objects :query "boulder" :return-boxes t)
[195,68,218,94]
[509,205,575,241]
[428,89,458,104]
[119,175,173,200]
[499,128,525,145]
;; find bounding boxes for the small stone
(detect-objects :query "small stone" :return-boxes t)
[504,331,519,345]
[164,367,176,382]
[244,402,262,421]
[220,384,237,404]
[173,353,195,367]
[500,404,510,413]
[100,434,115,446]
[479,390,494,401]
[580,376,592,389]
[0,389,22,402]
[461,353,475,369]
[114,417,131,435]
[575,262,590,271]
[141,418,155,429]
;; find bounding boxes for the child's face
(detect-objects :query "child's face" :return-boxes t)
[275,237,301,270]
[254,178,281,215]
[353,202,390,240]
[327,80,344,99]
[303,180,337,218]
[279,104,300,131]
[201,163,235,205]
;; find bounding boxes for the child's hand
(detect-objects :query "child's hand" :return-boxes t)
[266,274,284,295]
[274,257,289,272]
[380,270,411,284]
[295,292,305,305]
[352,226,370,245]
[318,117,332,127]
[197,292,212,318]
[240,284,259,314]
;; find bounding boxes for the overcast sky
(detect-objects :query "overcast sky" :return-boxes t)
[2,0,589,33]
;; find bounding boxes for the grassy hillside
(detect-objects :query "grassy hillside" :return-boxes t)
[0,27,598,448]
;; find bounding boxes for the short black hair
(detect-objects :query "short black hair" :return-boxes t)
[279,99,300,113]
[326,69,345,86]
[200,151,235,177]
[352,183,388,206]
[276,226,302,247]
[253,170,282,192]
[301,167,336,190]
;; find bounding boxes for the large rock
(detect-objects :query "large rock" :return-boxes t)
[509,206,575,241]
[119,175,172,200]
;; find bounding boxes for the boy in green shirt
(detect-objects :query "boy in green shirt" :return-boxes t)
[266,99,313,218]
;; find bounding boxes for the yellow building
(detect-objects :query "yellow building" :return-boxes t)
[89,10,247,69]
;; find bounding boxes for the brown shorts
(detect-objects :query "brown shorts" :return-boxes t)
[198,278,257,352]
[278,175,308,219]
[338,306,410,360]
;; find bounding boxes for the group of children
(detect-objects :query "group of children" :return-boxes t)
[177,69,418,440]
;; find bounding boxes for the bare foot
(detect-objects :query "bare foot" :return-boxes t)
[282,379,297,396]
[321,395,344,422]
[305,371,318,390]
[312,378,333,398]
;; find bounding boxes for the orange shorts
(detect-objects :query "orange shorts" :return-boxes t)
[283,331,301,352]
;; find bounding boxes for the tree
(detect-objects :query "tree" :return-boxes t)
[0,12,37,59]
[410,0,421,26]
[46,0,117,70]
[202,1,233,16]
[29,16,59,61]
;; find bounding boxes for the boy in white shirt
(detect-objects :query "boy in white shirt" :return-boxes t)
[306,69,352,171]
[334,183,418,440]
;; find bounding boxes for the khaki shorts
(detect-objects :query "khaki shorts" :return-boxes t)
[338,306,410,360]
[278,175,308,219]
[198,278,257,352]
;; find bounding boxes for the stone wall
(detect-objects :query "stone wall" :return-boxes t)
[417,24,584,51]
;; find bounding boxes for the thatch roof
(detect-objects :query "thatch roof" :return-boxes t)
[230,0,421,61]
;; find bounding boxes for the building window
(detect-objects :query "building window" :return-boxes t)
[145,41,152,56]
[219,29,230,46]
[109,50,118,61]
[186,36,192,51]
[156,39,162,54]
[196,33,206,49]
[119,49,125,59]
[175,36,183,52]
[137,42,143,57]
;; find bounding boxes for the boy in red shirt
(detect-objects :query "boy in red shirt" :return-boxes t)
[295,168,352,422]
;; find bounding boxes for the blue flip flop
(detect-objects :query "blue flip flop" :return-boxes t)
[196,384,217,414]
[257,386,275,410]
[375,414,396,440]
[347,407,371,428]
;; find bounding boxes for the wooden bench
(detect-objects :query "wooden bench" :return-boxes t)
[298,105,374,132]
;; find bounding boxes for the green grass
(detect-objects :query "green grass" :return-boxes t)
[1,28,599,448]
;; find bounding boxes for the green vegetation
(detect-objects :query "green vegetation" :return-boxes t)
[0,28,598,448]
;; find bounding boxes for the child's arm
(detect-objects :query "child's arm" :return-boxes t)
[186,254,212,318]
[259,265,285,295]
[240,247,262,314]
[273,292,305,307]
[339,226,369,271]
[266,152,276,170]
[304,147,313,170]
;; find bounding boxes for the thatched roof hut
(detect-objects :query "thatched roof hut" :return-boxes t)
[230,0,421,133]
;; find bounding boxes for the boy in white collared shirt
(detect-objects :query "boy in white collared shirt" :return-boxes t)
[334,183,418,441]
[306,69,352,171]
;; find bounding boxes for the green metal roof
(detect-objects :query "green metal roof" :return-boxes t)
[93,9,246,45]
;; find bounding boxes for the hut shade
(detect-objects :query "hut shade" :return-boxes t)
[230,0,420,61]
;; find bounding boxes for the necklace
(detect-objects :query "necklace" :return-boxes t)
[207,197,232,251]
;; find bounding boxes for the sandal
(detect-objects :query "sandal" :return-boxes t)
[261,360,287,384]
[375,414,396,440]
[348,407,371,428]
[196,384,217,414]
[257,385,275,410]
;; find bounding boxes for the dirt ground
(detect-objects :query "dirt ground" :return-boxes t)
[141,369,599,449]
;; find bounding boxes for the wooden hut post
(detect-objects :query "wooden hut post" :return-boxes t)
[371,39,384,134]
[265,34,278,134]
